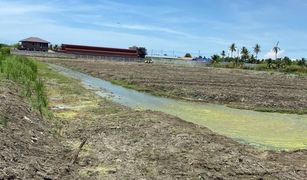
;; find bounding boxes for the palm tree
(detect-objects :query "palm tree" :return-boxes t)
[253,44,261,60]
[53,44,59,51]
[221,50,226,58]
[210,54,221,65]
[241,47,250,62]
[273,45,280,60]
[229,43,236,58]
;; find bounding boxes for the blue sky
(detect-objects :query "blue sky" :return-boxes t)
[0,0,307,58]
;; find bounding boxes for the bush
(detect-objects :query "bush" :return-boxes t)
[210,54,221,66]
[283,65,307,74]
[184,53,192,58]
[129,46,148,58]
[255,63,268,71]
[0,47,11,56]
[297,58,306,67]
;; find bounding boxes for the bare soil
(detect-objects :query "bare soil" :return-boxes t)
[0,80,79,179]
[1,64,307,179]
[43,59,307,113]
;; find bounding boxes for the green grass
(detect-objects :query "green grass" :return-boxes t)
[0,116,9,127]
[0,53,48,116]
[37,62,87,95]
[252,107,307,115]
[110,79,166,97]
[228,104,307,115]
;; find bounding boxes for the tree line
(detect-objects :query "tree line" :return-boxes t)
[210,43,306,73]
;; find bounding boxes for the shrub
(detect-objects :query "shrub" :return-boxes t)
[0,47,11,56]
[210,54,221,66]
[283,65,307,74]
[184,53,192,58]
[255,63,268,71]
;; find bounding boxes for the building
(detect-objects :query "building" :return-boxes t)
[59,44,139,58]
[19,37,49,52]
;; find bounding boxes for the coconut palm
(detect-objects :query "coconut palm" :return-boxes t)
[229,43,236,58]
[210,54,221,65]
[273,46,280,60]
[221,50,226,58]
[253,44,261,60]
[241,47,250,62]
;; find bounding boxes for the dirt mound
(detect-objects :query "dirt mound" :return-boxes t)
[71,108,307,179]
[0,80,77,179]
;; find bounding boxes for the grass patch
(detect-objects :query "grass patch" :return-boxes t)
[37,63,87,96]
[0,54,48,116]
[253,107,307,115]
[0,116,9,127]
[110,79,166,97]
[111,79,150,91]
[89,105,120,115]
[79,164,117,178]
[229,104,307,115]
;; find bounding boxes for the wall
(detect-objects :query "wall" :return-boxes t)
[11,49,77,58]
[10,49,142,62]
[21,42,49,51]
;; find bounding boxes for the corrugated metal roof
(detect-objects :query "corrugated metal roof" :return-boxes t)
[20,37,50,43]
[60,44,139,58]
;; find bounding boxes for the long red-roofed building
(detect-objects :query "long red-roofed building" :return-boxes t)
[59,44,139,58]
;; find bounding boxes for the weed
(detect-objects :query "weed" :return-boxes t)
[0,55,48,116]
[35,78,48,116]
[0,116,9,127]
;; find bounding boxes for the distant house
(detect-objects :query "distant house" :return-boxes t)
[59,44,139,58]
[19,37,49,52]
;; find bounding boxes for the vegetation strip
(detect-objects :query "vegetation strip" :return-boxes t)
[210,43,307,74]
[0,53,48,116]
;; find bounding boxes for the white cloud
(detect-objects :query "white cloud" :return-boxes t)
[0,17,185,49]
[264,49,285,59]
[0,1,56,15]
[93,22,189,36]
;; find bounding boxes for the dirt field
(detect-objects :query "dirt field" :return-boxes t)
[0,80,80,179]
[1,63,307,179]
[42,59,307,114]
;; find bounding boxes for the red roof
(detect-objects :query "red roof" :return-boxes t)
[60,44,139,58]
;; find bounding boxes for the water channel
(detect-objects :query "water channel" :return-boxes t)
[49,64,307,151]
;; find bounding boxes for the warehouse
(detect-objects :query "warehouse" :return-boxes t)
[59,44,139,58]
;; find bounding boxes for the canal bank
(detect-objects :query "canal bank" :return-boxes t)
[48,64,307,151]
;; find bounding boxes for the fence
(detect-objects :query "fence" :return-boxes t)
[10,49,143,62]
[74,54,142,62]
[11,49,76,59]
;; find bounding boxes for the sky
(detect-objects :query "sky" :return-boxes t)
[0,0,307,59]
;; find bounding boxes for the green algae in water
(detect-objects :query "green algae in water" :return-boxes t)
[49,64,307,151]
[162,102,307,151]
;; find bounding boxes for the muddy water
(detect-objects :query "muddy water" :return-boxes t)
[49,64,307,151]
